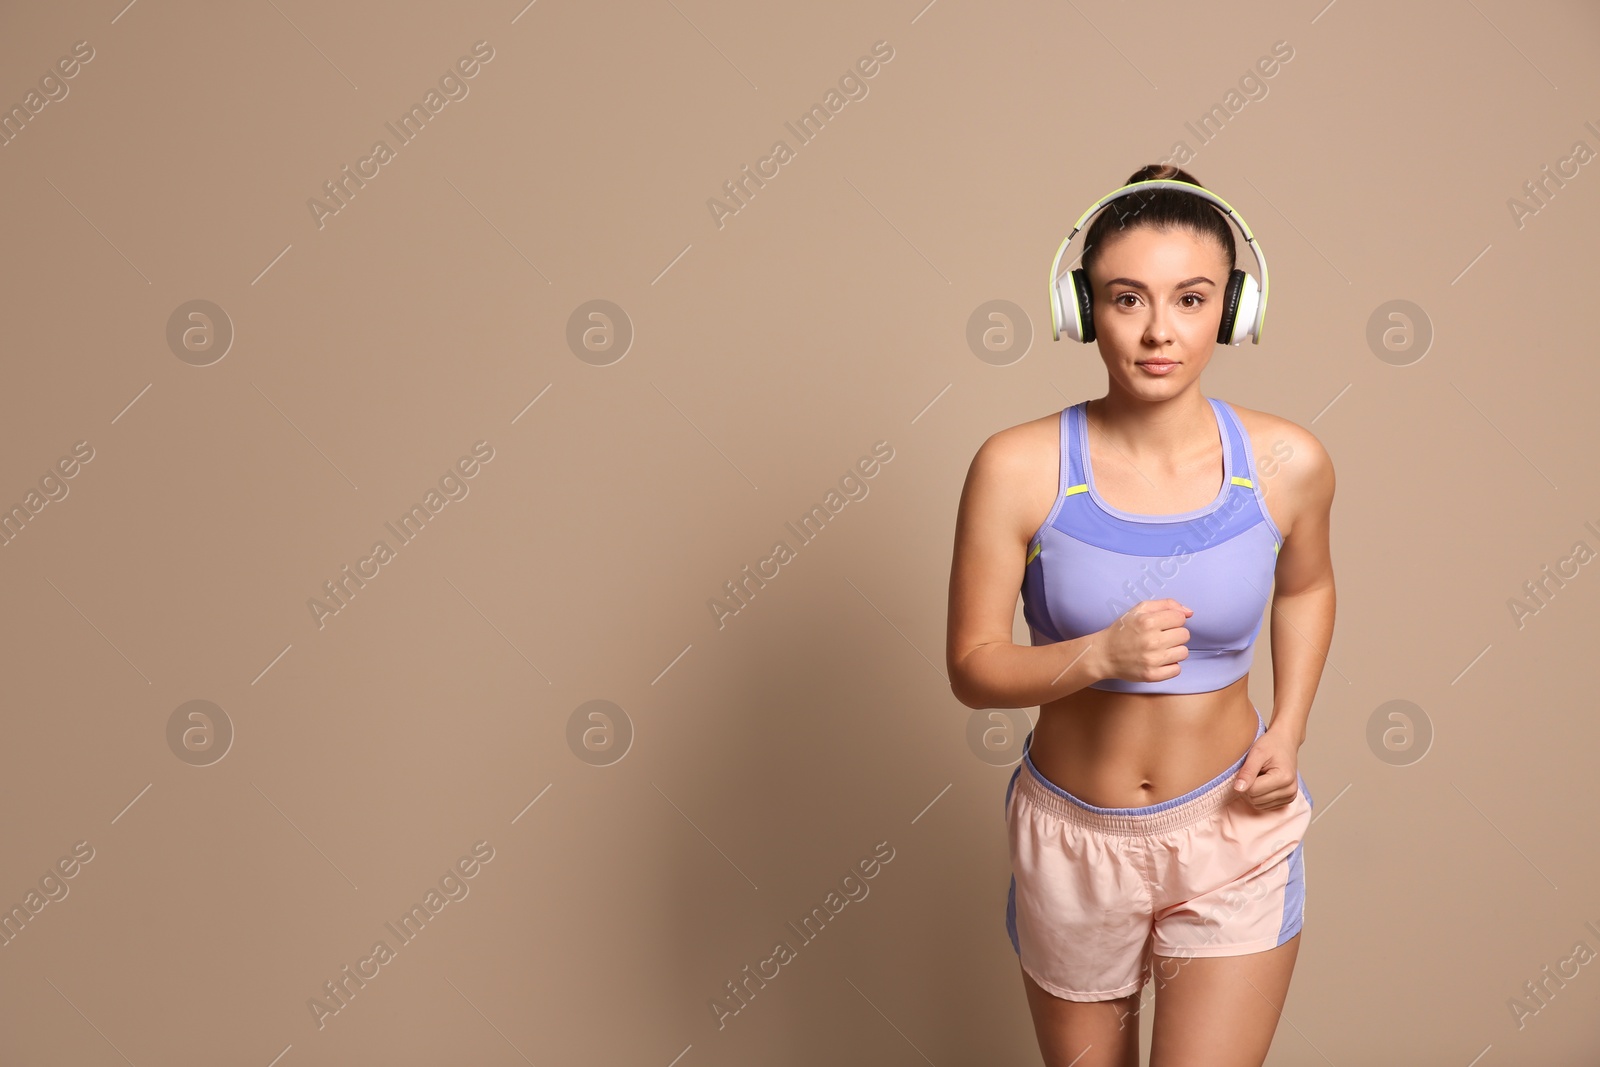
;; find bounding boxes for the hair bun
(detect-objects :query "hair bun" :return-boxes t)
[1127,163,1203,188]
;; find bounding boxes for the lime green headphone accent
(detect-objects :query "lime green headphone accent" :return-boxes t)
[1048,179,1270,345]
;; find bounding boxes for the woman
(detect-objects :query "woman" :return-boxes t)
[947,163,1336,1067]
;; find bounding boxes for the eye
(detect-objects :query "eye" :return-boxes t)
[1180,293,1205,308]
[1113,293,1140,307]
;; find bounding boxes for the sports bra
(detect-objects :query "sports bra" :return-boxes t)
[1020,396,1282,695]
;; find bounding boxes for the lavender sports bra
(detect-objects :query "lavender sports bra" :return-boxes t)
[1020,396,1282,695]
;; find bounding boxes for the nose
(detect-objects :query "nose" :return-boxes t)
[1144,303,1173,344]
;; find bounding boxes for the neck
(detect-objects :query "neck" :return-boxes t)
[1087,389,1216,465]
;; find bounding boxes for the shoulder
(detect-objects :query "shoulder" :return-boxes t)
[1224,400,1335,524]
[1225,401,1333,483]
[959,408,1065,537]
[967,408,1065,487]
[971,408,1061,466]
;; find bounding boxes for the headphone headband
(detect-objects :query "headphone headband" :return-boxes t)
[1048,179,1270,344]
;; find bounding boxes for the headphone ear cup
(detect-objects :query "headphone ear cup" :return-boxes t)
[1052,272,1074,341]
[1216,269,1246,345]
[1053,269,1088,342]
[1228,271,1261,345]
[1070,267,1095,343]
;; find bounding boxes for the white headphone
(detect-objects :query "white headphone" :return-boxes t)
[1048,179,1270,345]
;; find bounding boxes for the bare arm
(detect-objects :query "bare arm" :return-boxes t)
[1262,421,1337,746]
[946,430,1109,710]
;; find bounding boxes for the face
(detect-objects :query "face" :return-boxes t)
[1087,225,1233,397]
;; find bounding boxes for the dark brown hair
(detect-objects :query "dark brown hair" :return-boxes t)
[1079,164,1237,287]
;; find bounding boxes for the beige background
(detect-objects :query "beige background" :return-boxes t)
[1,1,1598,1064]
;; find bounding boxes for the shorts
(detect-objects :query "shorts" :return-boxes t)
[1004,705,1313,1002]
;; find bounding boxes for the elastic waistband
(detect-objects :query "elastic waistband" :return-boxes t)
[1017,705,1265,836]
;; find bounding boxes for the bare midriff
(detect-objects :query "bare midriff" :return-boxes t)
[1026,673,1261,808]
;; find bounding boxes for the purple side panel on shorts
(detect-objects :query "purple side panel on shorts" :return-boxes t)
[1007,876,1020,955]
[1006,761,1023,955]
[1277,842,1306,945]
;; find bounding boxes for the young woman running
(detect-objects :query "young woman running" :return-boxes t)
[947,163,1336,1067]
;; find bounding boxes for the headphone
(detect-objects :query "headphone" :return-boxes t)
[1048,179,1270,345]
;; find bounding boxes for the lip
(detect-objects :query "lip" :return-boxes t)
[1137,359,1179,376]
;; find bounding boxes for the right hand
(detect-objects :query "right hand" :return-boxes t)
[1095,599,1193,683]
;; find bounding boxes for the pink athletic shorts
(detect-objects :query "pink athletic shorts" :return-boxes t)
[1004,706,1313,1002]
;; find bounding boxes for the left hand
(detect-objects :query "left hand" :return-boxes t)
[1231,727,1301,811]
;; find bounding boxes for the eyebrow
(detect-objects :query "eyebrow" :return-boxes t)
[1104,276,1216,290]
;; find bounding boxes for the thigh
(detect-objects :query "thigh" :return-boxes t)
[1021,962,1142,1067]
[1148,932,1301,1067]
